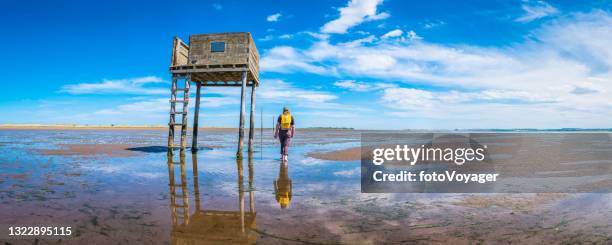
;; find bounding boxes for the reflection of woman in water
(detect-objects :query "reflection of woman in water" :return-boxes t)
[274,106,295,161]
[273,161,292,209]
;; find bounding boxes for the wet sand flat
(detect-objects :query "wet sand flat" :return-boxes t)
[309,134,612,192]
[0,129,610,244]
[40,144,145,157]
[307,146,361,161]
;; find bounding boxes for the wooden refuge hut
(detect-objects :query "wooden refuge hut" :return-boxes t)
[168,32,259,158]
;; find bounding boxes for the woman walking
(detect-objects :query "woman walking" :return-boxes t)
[274,107,295,161]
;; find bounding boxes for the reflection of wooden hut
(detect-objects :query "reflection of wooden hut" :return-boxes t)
[168,32,259,159]
[171,210,256,244]
[168,152,257,244]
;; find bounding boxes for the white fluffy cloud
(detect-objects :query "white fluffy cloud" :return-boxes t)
[381,29,402,39]
[382,88,557,107]
[407,30,422,40]
[515,1,559,22]
[263,11,612,128]
[260,46,332,74]
[61,76,167,95]
[335,80,397,92]
[267,13,282,22]
[93,98,169,116]
[334,80,371,91]
[379,87,611,128]
[62,78,343,126]
[380,30,421,41]
[259,79,339,109]
[423,20,445,29]
[321,0,389,34]
[268,11,612,90]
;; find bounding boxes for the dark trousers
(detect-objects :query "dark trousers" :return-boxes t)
[279,130,291,155]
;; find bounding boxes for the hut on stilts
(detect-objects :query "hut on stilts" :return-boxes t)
[168,32,259,159]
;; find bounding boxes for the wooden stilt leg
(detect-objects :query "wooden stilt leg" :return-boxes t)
[192,82,201,151]
[237,71,247,159]
[248,83,257,154]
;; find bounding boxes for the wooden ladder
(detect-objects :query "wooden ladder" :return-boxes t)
[168,75,191,149]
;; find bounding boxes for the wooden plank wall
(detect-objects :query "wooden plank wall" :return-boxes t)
[189,32,250,66]
[247,34,260,84]
[171,37,189,67]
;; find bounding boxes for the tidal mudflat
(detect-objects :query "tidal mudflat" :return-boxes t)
[0,128,610,244]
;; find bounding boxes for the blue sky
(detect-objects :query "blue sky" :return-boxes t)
[0,0,611,129]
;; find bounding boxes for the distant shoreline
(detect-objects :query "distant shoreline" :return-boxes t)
[0,124,220,130]
[0,124,610,132]
[0,124,352,131]
[0,124,164,130]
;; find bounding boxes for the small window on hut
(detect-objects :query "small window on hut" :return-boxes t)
[211,42,225,52]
